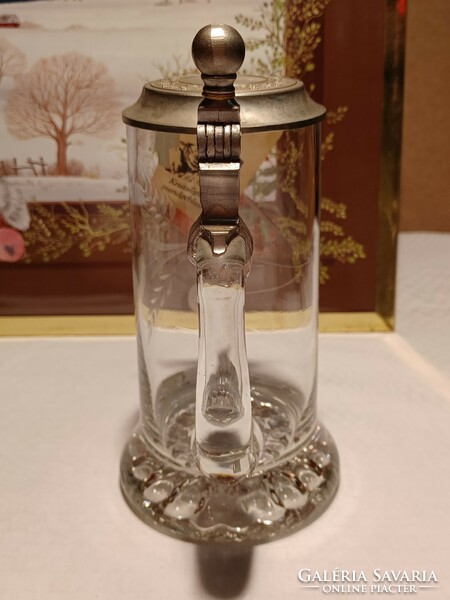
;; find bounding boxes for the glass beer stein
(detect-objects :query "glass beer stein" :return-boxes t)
[120,24,339,543]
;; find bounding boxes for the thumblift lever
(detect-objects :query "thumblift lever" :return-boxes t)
[187,25,256,481]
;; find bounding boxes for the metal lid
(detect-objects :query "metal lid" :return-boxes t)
[123,24,325,133]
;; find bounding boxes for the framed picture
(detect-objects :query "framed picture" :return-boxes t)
[0,0,405,335]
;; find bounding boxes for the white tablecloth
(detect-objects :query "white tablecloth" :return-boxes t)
[1,232,449,600]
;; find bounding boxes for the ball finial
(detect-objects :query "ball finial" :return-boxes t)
[192,24,245,77]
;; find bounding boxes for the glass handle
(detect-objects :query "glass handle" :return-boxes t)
[193,234,254,480]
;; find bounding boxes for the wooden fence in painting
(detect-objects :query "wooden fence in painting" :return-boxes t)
[0,158,48,177]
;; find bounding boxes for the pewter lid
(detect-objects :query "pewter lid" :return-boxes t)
[123,24,325,133]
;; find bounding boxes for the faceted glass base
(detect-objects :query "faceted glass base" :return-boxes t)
[120,423,339,544]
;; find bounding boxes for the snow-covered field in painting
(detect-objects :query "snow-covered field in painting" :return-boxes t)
[0,0,262,200]
[2,176,128,202]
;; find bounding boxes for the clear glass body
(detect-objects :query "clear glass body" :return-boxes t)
[121,124,339,543]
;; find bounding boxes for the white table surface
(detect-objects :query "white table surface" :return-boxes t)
[1,232,449,600]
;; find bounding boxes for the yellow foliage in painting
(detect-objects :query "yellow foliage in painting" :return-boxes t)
[22,204,72,263]
[236,0,366,284]
[23,203,131,262]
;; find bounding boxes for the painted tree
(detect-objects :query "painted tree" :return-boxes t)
[0,37,26,85]
[5,52,120,175]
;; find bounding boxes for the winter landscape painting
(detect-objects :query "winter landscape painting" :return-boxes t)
[0,0,403,326]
